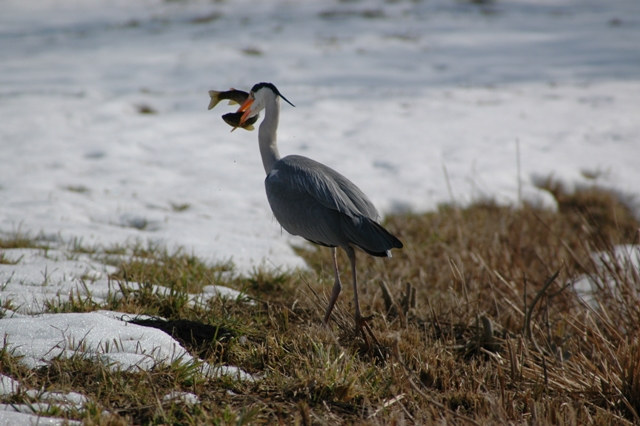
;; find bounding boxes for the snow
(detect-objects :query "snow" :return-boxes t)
[573,245,640,306]
[0,310,256,423]
[1,374,83,425]
[2,0,639,271]
[2,310,194,370]
[162,391,200,405]
[1,0,639,423]
[0,409,78,426]
[0,247,247,314]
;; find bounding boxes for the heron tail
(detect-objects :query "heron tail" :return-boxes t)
[342,215,403,257]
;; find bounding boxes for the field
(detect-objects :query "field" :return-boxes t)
[2,0,639,423]
[2,183,639,424]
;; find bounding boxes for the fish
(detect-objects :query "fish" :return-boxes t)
[208,89,250,110]
[222,112,258,131]
[208,88,259,131]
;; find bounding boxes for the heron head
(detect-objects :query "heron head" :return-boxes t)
[236,82,294,127]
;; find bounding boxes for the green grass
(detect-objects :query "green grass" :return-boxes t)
[0,230,48,250]
[1,184,639,424]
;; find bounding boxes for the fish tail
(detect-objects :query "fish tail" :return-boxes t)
[207,90,222,110]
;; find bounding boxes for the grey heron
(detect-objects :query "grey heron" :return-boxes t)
[233,82,403,333]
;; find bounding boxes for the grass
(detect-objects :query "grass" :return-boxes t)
[1,184,639,424]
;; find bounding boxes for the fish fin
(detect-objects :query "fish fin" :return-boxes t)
[243,125,255,131]
[207,90,221,110]
[227,100,239,106]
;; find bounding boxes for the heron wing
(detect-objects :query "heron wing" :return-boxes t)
[270,155,379,219]
[265,155,401,254]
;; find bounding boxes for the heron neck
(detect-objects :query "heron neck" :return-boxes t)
[259,96,281,174]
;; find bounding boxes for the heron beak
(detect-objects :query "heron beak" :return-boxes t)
[237,98,254,127]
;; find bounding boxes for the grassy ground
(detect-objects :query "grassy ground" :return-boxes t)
[1,183,639,424]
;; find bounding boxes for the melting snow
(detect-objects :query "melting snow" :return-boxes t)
[1,0,639,423]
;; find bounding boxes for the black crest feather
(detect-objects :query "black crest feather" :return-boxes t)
[251,82,295,107]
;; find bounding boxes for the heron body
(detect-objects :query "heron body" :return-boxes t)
[235,82,403,330]
[266,155,398,256]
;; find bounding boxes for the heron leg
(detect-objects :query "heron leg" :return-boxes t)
[323,247,342,324]
[346,246,379,347]
[346,246,362,322]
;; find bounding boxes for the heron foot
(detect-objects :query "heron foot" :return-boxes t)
[355,313,380,350]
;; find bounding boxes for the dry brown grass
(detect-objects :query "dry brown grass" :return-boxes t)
[1,184,639,424]
[284,183,640,424]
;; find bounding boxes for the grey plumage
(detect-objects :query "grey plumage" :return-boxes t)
[266,155,400,257]
[233,82,402,330]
